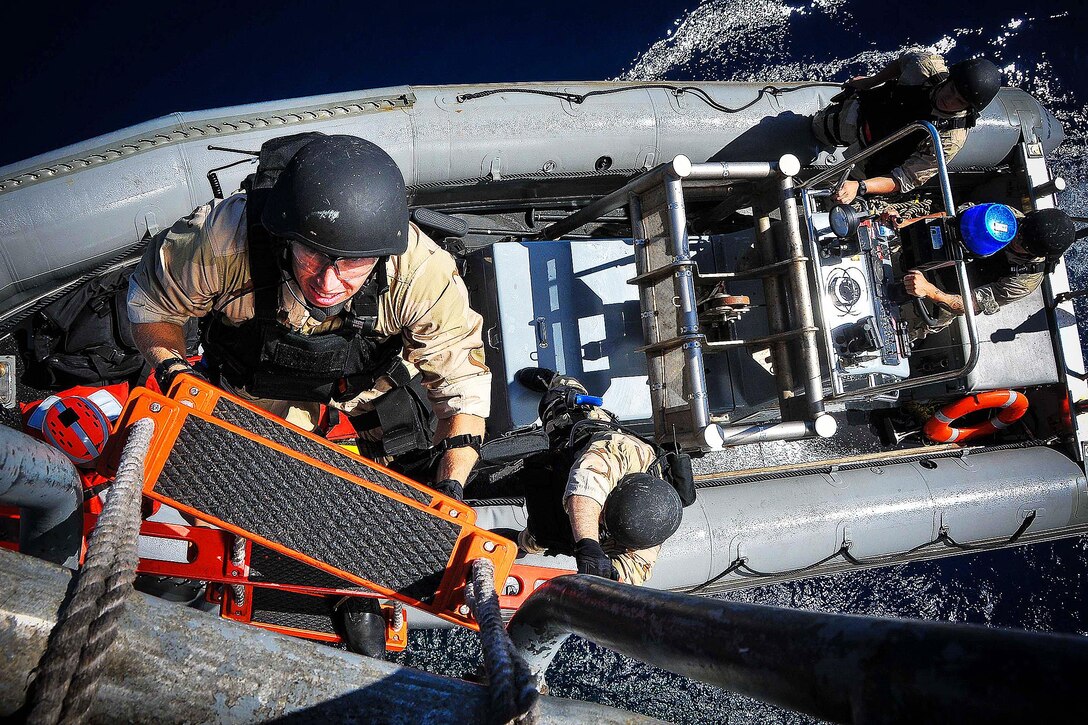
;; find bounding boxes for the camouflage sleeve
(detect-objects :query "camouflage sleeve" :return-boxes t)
[891,126,966,192]
[563,432,658,509]
[564,431,661,586]
[387,228,492,420]
[605,543,660,586]
[127,196,247,326]
[898,51,949,85]
[896,51,928,84]
[973,272,1045,314]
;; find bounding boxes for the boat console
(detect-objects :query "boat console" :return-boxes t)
[477,121,1079,453]
[806,206,910,393]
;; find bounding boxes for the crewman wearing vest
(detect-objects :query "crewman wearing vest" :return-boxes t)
[128,134,491,500]
[513,369,683,585]
[812,52,1001,205]
[892,205,1077,341]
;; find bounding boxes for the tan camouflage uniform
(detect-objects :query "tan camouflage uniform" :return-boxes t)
[128,193,491,430]
[518,375,661,585]
[812,50,969,192]
[882,199,1044,340]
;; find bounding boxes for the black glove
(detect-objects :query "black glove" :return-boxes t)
[154,356,204,392]
[574,538,619,580]
[432,478,464,502]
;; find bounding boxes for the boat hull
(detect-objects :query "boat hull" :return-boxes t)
[0,83,1062,313]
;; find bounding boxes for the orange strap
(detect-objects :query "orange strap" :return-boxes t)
[894,212,947,229]
[923,390,1029,443]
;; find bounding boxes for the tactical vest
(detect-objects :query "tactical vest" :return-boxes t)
[200,131,407,404]
[200,243,404,403]
[972,248,1046,282]
[854,74,971,176]
[514,418,692,549]
[520,418,625,551]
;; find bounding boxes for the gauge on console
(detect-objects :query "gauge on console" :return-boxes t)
[829,204,860,239]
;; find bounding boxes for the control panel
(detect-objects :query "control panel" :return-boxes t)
[810,212,911,391]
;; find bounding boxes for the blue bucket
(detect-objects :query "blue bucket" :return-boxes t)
[959,203,1018,256]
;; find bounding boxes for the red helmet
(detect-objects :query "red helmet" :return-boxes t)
[42,396,111,466]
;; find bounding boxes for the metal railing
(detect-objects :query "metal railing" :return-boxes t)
[800,121,981,400]
[536,155,828,449]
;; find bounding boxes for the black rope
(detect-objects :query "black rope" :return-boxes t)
[941,510,1037,552]
[206,145,260,156]
[685,558,745,594]
[465,559,539,724]
[735,546,853,579]
[456,83,841,116]
[688,511,1038,591]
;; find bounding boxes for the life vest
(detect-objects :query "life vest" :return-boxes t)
[853,73,972,176]
[199,133,406,405]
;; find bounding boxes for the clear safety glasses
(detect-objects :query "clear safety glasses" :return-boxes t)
[291,244,376,282]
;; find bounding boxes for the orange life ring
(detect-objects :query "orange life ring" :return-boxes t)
[923,390,1029,443]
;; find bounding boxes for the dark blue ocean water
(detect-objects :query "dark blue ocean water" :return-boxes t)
[6,2,1088,722]
[394,3,1088,722]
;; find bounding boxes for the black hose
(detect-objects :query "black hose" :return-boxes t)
[456,83,841,116]
[508,574,1088,724]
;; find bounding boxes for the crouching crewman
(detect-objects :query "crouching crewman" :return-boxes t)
[513,369,684,585]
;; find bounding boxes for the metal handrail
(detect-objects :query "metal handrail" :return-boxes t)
[508,574,1088,724]
[800,121,955,214]
[537,156,798,240]
[799,120,981,398]
[537,156,694,240]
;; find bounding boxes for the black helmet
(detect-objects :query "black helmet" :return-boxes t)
[948,58,1001,111]
[602,473,683,550]
[262,135,409,258]
[1018,208,1077,259]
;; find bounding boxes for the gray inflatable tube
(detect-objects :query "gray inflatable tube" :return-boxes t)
[0,82,1062,312]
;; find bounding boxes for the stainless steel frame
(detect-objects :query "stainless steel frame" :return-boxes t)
[538,155,817,449]
[534,122,982,447]
[800,121,981,401]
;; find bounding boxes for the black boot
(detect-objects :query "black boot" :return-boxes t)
[514,367,556,393]
[336,597,387,659]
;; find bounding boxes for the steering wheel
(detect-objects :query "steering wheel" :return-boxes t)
[913,296,942,328]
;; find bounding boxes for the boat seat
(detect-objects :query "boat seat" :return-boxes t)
[964,284,1061,391]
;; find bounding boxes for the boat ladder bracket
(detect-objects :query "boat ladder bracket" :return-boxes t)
[108,382,518,630]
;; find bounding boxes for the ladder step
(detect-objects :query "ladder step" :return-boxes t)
[109,388,515,630]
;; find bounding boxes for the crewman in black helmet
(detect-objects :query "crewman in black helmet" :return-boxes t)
[812,52,1002,205]
[128,134,491,500]
[510,369,684,585]
[891,205,1078,341]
